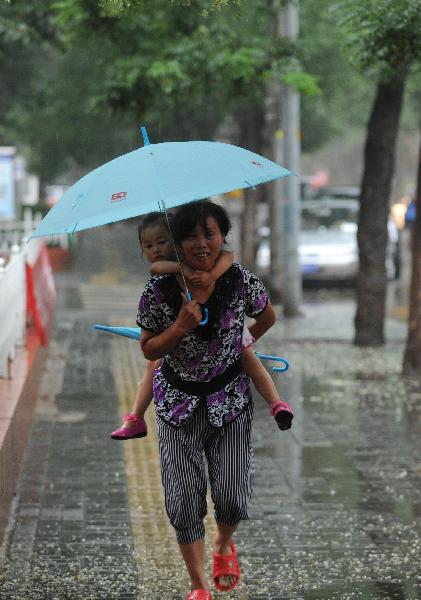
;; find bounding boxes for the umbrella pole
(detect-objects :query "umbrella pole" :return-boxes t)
[139,127,188,295]
[159,199,190,297]
[159,199,208,325]
[141,129,203,319]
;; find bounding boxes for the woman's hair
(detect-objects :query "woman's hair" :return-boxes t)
[137,211,171,247]
[172,200,232,243]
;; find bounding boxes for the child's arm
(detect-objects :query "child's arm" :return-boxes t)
[210,250,234,280]
[150,260,181,275]
[187,250,234,288]
[241,347,280,407]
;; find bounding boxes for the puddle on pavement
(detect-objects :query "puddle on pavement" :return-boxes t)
[297,375,421,518]
[254,365,421,596]
[303,580,417,599]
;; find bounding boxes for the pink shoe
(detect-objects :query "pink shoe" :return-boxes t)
[270,401,294,431]
[111,414,147,440]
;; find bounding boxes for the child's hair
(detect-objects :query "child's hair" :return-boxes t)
[137,211,172,247]
[172,200,231,243]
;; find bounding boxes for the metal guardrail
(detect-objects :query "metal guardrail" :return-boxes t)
[0,210,57,378]
[0,247,27,378]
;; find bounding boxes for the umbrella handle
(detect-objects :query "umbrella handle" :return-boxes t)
[200,307,209,326]
[186,291,208,326]
[254,352,289,373]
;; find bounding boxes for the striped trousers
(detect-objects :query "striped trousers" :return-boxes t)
[157,401,254,545]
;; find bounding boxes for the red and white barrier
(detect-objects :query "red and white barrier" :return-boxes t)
[25,243,56,347]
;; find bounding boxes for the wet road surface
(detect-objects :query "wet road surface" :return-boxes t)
[1,223,420,599]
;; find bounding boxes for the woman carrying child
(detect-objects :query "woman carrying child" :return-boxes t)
[111,210,292,441]
[135,200,292,600]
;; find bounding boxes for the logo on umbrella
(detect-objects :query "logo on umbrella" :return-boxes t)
[251,161,264,168]
[111,192,127,203]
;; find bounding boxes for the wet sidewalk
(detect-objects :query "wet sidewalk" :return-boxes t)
[1,224,420,599]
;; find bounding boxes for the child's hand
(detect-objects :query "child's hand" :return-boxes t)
[182,264,195,278]
[187,270,213,288]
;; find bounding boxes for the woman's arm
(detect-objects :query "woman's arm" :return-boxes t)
[247,301,276,342]
[140,293,202,360]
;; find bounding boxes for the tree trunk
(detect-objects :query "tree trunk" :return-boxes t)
[354,76,406,346]
[402,133,421,375]
[234,103,265,271]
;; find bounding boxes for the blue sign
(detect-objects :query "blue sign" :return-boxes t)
[301,263,320,273]
[0,149,16,219]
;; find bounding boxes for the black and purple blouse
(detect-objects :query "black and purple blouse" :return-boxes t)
[136,263,268,428]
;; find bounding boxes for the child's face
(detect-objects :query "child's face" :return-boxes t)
[140,224,173,263]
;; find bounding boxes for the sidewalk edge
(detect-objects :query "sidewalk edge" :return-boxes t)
[0,318,53,546]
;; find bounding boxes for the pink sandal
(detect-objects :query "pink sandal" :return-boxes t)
[186,590,212,600]
[111,413,147,440]
[270,401,294,431]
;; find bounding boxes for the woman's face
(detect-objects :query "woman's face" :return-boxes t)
[181,216,224,272]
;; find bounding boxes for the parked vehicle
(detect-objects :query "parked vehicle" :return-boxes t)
[313,187,401,278]
[313,185,360,200]
[256,198,400,282]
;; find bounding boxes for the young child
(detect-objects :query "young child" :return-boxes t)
[111,212,293,440]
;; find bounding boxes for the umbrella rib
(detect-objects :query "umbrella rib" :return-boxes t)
[244,180,256,190]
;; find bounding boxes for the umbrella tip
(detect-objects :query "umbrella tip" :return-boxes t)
[140,126,151,146]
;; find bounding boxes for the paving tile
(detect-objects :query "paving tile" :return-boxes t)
[1,226,420,599]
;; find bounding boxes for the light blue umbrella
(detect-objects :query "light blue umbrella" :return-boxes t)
[33,127,293,327]
[94,324,142,341]
[94,324,289,372]
[29,127,293,238]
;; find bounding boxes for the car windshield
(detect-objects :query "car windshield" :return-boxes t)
[301,205,357,231]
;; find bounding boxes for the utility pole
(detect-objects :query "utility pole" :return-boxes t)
[267,6,284,305]
[281,1,302,316]
[268,1,302,314]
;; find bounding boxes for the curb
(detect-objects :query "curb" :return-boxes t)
[0,317,53,546]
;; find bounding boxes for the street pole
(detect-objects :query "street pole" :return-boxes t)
[267,1,302,313]
[267,6,284,305]
[281,1,302,316]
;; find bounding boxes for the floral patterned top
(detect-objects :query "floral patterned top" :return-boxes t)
[136,263,268,428]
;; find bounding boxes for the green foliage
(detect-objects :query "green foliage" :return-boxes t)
[281,70,320,97]
[300,0,373,150]
[2,0,395,181]
[3,39,135,183]
[97,0,242,17]
[334,0,421,76]
[0,0,58,49]
[48,0,304,143]
[0,1,60,146]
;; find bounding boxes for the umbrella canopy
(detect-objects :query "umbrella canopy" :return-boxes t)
[30,132,293,238]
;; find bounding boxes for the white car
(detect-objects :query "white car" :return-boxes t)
[256,199,399,282]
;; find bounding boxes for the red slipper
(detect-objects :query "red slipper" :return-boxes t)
[213,542,240,592]
[186,590,212,600]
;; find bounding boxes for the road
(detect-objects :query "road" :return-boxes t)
[1,222,420,599]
